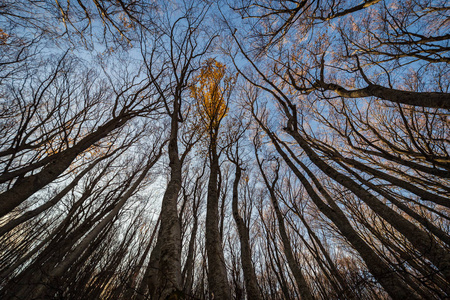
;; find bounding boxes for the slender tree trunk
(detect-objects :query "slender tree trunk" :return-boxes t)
[127,217,160,300]
[335,159,450,246]
[205,136,231,300]
[231,161,262,300]
[0,154,116,237]
[287,128,450,284]
[254,117,421,299]
[0,113,133,217]
[337,154,450,208]
[356,211,449,298]
[149,107,183,299]
[8,153,161,299]
[182,191,200,298]
[257,157,314,300]
[298,213,355,299]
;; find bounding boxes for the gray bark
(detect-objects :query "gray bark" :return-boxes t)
[254,117,421,300]
[231,162,262,300]
[149,107,183,299]
[316,81,450,109]
[257,156,314,300]
[206,136,231,300]
[0,113,133,217]
[287,128,450,284]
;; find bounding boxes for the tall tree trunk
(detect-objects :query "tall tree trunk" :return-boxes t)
[149,106,183,299]
[205,136,231,300]
[254,116,421,300]
[287,128,450,284]
[182,178,202,298]
[0,113,134,217]
[257,155,314,300]
[231,161,262,300]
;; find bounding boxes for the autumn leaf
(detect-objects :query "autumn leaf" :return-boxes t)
[190,58,236,131]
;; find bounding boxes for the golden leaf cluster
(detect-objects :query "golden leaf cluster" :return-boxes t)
[0,29,9,45]
[190,59,236,131]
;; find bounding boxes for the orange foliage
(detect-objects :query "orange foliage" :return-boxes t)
[0,29,9,45]
[189,59,235,130]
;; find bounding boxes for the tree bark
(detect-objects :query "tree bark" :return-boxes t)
[257,157,314,300]
[288,128,450,284]
[0,113,133,217]
[254,116,421,299]
[231,161,262,300]
[149,105,183,299]
[316,81,450,109]
[205,136,231,300]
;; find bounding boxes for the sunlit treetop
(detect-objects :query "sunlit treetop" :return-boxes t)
[190,58,236,132]
[0,29,9,45]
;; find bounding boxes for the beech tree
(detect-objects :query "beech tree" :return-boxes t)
[190,58,236,300]
[0,1,449,299]
[141,3,215,299]
[229,1,449,298]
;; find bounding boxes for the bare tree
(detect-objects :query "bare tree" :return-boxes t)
[141,4,214,298]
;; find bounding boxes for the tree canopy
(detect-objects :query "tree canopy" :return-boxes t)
[0,1,449,299]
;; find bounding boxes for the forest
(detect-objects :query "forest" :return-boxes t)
[0,0,449,299]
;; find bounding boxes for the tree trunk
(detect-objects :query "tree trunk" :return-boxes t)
[231,162,262,300]
[205,136,231,300]
[149,107,183,299]
[287,128,450,284]
[0,113,133,217]
[254,118,421,299]
[257,161,314,300]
